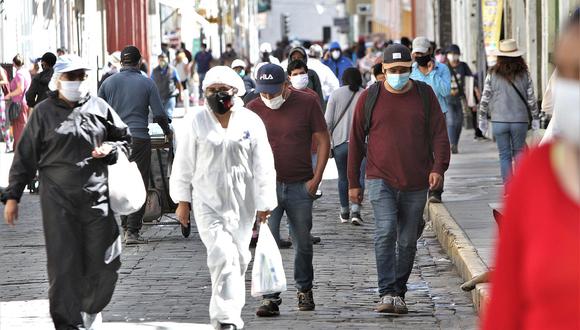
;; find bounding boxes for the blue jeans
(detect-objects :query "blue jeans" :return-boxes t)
[492,122,528,183]
[446,102,463,146]
[333,142,366,210]
[198,72,206,99]
[163,97,176,120]
[367,179,428,298]
[264,182,314,301]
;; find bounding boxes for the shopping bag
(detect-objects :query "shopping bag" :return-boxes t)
[251,222,287,297]
[108,151,146,215]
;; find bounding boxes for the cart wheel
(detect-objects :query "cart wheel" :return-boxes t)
[181,222,191,238]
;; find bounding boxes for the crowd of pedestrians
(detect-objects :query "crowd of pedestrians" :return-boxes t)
[1,8,579,327]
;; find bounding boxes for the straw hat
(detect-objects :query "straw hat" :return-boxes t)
[490,39,525,57]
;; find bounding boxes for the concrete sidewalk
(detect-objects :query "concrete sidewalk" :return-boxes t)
[428,130,502,312]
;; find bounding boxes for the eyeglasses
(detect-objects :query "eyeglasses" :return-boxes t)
[205,87,235,95]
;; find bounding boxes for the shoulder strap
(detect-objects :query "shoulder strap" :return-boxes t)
[414,80,434,160]
[507,78,532,120]
[330,91,356,137]
[363,82,381,138]
[447,64,465,98]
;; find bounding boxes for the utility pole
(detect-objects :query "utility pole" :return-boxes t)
[217,0,223,56]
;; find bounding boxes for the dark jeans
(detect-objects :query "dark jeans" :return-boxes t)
[471,109,484,138]
[121,137,151,234]
[446,102,463,146]
[264,182,314,302]
[367,179,428,298]
[333,142,366,210]
[198,72,206,99]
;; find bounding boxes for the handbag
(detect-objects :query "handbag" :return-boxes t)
[329,91,357,158]
[143,188,163,222]
[7,101,22,124]
[108,151,146,215]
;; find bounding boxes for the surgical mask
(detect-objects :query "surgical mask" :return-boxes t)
[331,50,341,60]
[206,91,234,115]
[58,80,89,102]
[447,53,460,62]
[159,61,168,68]
[415,54,432,67]
[553,78,580,147]
[261,94,285,110]
[386,72,410,91]
[238,70,246,78]
[290,73,309,90]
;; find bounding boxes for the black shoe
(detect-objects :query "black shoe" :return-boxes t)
[278,238,292,249]
[311,235,321,244]
[351,212,363,226]
[451,144,458,154]
[428,191,442,204]
[256,299,280,317]
[125,231,148,245]
[297,290,315,311]
[220,323,237,330]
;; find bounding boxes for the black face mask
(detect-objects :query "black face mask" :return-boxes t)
[206,91,233,115]
[415,54,432,67]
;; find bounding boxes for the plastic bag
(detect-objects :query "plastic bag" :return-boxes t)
[108,151,146,215]
[251,222,287,297]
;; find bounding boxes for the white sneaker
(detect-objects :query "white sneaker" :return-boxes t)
[81,312,102,330]
[340,211,350,223]
[351,212,363,226]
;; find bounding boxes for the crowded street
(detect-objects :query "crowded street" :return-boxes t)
[1,0,579,329]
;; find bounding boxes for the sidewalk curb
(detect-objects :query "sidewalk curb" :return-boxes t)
[427,202,490,313]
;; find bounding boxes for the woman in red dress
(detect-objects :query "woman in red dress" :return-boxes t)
[482,9,580,330]
[4,54,31,150]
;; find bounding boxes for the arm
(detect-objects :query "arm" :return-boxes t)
[346,95,367,189]
[6,79,24,99]
[169,117,196,205]
[25,79,38,107]
[431,64,451,99]
[324,91,337,130]
[148,82,172,134]
[1,108,43,204]
[541,71,557,115]
[250,118,278,212]
[429,90,451,176]
[478,74,493,122]
[308,101,330,193]
[525,73,539,120]
[101,106,132,165]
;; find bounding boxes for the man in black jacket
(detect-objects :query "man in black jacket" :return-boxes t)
[25,52,57,108]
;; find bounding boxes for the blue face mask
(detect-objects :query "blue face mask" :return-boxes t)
[386,72,410,90]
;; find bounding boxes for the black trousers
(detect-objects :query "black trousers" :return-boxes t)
[121,137,151,234]
[40,176,121,330]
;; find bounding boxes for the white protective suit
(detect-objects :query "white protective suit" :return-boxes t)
[169,67,277,329]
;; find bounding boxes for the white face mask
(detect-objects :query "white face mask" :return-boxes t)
[59,80,89,102]
[290,73,309,90]
[331,50,341,60]
[447,53,460,62]
[553,78,580,147]
[261,94,286,110]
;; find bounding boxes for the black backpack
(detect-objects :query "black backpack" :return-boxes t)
[363,80,434,160]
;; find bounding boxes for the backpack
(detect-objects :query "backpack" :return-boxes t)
[363,80,433,159]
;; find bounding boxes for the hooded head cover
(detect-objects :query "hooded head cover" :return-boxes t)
[202,66,246,96]
[288,47,308,63]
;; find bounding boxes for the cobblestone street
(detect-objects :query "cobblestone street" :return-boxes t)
[0,179,478,329]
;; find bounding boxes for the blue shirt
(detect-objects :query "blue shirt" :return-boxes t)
[410,61,451,113]
[322,56,354,84]
[194,51,213,74]
[98,67,170,139]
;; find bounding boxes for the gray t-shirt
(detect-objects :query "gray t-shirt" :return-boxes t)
[325,85,362,147]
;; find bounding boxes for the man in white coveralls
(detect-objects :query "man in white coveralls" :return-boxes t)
[169,66,278,330]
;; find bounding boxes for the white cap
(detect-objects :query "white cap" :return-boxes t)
[53,54,91,73]
[231,59,246,69]
[202,66,246,96]
[110,51,122,65]
[411,37,431,54]
[260,42,272,53]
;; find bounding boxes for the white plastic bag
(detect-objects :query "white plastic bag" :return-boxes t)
[108,151,146,215]
[251,222,287,297]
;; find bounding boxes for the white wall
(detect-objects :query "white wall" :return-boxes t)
[259,0,341,46]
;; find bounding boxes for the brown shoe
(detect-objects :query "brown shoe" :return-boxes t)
[393,296,408,314]
[376,294,395,313]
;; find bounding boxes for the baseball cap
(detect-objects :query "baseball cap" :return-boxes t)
[53,55,91,73]
[255,63,286,94]
[382,44,413,69]
[447,44,461,54]
[39,52,57,67]
[231,59,246,69]
[412,37,431,54]
[120,45,141,64]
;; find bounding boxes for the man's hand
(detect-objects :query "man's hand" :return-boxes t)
[256,210,271,224]
[4,199,18,226]
[175,202,190,227]
[349,188,363,204]
[305,178,321,197]
[478,119,489,134]
[179,93,186,103]
[165,131,174,144]
[429,173,444,191]
[531,119,540,131]
[92,144,113,158]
